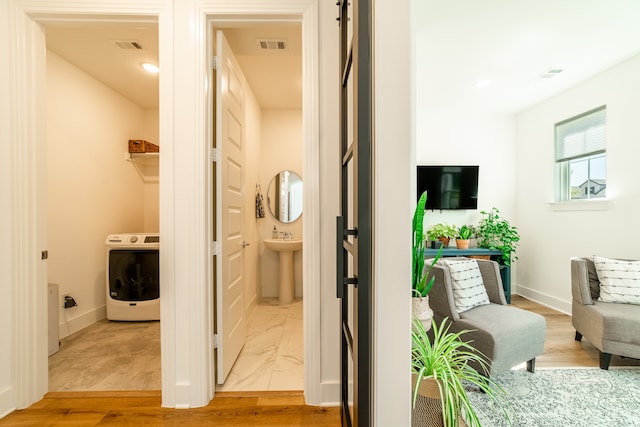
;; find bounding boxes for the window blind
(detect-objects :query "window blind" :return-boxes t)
[555,106,606,162]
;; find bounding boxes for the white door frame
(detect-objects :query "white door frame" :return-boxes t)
[202,0,321,404]
[4,0,321,411]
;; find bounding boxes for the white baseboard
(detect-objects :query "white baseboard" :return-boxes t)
[0,386,14,420]
[319,380,340,407]
[59,305,106,339]
[514,284,571,315]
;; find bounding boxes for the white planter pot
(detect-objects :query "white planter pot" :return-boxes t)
[412,295,433,331]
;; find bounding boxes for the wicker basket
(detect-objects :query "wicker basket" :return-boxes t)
[467,255,491,260]
[128,139,159,153]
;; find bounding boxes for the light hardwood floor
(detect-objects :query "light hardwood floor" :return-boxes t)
[3,295,639,425]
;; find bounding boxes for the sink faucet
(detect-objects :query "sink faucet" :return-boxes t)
[280,231,293,240]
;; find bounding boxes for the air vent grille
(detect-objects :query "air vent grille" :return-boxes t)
[112,40,145,50]
[256,39,288,51]
[540,68,564,79]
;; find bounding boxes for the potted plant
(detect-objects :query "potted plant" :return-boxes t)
[412,317,510,427]
[427,223,457,248]
[455,225,475,250]
[476,207,520,265]
[412,192,442,330]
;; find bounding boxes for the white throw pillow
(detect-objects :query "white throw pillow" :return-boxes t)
[594,256,640,305]
[438,258,490,313]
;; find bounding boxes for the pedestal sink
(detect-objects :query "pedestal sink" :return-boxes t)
[263,238,303,304]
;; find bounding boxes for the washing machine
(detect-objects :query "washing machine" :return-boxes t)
[105,233,159,321]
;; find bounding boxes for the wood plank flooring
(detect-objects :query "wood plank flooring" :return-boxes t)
[3,295,639,426]
[0,390,340,426]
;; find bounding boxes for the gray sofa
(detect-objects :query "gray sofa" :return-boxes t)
[571,256,640,369]
[428,259,546,376]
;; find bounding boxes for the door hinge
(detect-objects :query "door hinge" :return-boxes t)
[211,148,220,163]
[211,241,220,256]
[212,55,219,70]
[213,334,219,348]
[41,250,48,260]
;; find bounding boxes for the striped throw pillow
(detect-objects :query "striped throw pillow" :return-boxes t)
[439,258,490,313]
[595,256,640,305]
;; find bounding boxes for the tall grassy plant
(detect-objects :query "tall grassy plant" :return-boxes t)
[413,192,440,297]
[412,317,511,427]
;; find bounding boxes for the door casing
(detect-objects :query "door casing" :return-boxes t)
[6,0,322,411]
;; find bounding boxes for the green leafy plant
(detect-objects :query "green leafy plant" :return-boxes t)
[476,208,520,265]
[413,192,441,298]
[412,317,511,427]
[426,223,457,241]
[456,224,475,240]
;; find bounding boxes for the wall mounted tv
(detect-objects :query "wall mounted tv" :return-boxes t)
[417,165,479,210]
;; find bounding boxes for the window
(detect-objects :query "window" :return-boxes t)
[555,106,606,201]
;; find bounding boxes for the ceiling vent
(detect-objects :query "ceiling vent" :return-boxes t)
[256,39,288,51]
[112,40,145,50]
[540,68,564,79]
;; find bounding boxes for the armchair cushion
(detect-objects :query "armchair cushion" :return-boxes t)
[437,258,490,313]
[594,256,640,305]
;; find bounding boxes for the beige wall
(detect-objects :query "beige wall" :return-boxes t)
[46,50,157,337]
[258,109,303,298]
[142,108,160,232]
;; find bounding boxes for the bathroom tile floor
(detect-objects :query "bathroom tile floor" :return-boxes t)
[217,298,303,392]
[48,299,303,392]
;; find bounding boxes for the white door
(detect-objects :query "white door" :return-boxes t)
[216,30,247,384]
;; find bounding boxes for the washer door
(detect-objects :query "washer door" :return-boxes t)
[108,249,159,301]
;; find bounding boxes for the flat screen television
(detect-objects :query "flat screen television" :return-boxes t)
[417,165,479,210]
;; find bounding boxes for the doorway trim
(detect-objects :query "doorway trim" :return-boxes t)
[5,0,321,412]
[203,0,321,404]
[5,0,172,410]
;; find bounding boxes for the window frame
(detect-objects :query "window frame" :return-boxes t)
[554,105,607,202]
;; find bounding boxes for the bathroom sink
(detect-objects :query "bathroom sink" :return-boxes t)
[263,238,302,305]
[263,238,303,252]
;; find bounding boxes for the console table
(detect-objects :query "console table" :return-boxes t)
[424,247,512,303]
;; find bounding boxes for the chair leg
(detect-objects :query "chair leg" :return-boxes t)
[599,352,612,370]
[575,331,583,342]
[526,358,535,373]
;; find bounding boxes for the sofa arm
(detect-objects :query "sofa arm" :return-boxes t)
[427,265,460,322]
[571,257,594,305]
[476,259,508,305]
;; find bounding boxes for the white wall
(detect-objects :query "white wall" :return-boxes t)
[259,109,304,298]
[414,21,518,237]
[46,50,150,337]
[415,109,518,231]
[515,53,640,313]
[0,0,14,416]
[318,0,341,401]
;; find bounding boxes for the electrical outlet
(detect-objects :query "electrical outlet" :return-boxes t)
[62,293,78,309]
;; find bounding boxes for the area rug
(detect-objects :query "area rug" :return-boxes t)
[467,368,640,426]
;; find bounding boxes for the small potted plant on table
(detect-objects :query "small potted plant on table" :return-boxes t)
[427,223,457,249]
[455,225,475,250]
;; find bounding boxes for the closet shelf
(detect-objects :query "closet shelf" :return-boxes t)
[126,152,159,183]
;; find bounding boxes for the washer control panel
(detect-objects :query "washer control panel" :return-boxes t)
[106,233,160,248]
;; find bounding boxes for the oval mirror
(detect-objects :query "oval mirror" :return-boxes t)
[267,170,303,223]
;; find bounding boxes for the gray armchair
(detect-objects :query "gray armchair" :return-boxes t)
[571,256,640,369]
[428,258,546,376]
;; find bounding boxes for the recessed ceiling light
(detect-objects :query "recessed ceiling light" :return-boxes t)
[475,79,491,89]
[540,68,564,79]
[141,62,159,73]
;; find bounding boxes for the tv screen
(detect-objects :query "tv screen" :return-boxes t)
[417,165,479,210]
